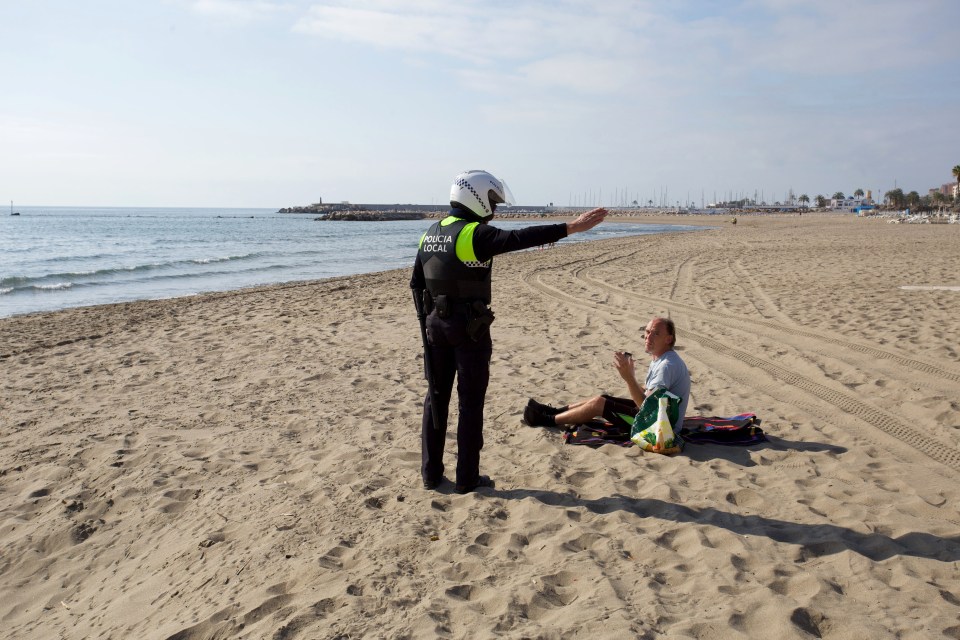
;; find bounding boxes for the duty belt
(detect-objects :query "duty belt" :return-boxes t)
[420,292,495,341]
[431,294,488,318]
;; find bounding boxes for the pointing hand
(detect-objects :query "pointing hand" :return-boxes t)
[567,207,608,234]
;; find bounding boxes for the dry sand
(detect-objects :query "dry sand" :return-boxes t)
[1,214,959,639]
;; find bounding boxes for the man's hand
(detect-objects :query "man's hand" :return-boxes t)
[566,207,608,235]
[613,350,635,381]
[614,350,646,407]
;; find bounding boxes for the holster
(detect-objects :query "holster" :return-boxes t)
[466,300,495,341]
[422,290,435,316]
[433,294,451,319]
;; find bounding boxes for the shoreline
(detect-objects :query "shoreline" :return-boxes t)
[2,214,959,638]
[0,216,715,322]
[1,221,711,351]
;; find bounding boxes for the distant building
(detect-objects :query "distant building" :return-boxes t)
[830,196,873,212]
[936,182,959,197]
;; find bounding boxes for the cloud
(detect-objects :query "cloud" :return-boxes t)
[739,0,956,76]
[293,2,653,62]
[188,0,288,23]
[293,5,479,59]
[179,0,958,104]
[458,54,644,98]
[519,54,641,93]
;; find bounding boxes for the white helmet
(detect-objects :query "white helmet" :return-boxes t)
[449,170,515,220]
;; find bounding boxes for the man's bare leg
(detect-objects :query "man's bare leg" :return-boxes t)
[552,396,606,425]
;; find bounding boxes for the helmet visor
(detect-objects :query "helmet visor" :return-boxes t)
[498,178,516,206]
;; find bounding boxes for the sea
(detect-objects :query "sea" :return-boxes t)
[1,206,703,318]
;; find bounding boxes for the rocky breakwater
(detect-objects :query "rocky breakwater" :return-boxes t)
[317,210,431,221]
[279,203,445,221]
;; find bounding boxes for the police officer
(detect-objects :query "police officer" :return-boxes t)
[411,170,607,493]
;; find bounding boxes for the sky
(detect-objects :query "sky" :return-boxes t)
[2,0,958,208]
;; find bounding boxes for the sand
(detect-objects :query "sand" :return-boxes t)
[1,214,959,639]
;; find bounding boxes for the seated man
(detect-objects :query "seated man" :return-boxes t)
[524,317,690,432]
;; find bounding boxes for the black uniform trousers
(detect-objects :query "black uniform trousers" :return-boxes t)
[420,308,492,488]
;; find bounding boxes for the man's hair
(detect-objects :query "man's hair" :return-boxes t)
[656,317,676,348]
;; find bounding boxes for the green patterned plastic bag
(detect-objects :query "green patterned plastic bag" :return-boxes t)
[630,388,684,454]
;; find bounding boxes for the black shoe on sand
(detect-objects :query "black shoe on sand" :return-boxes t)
[423,477,442,490]
[455,475,495,494]
[527,398,566,416]
[523,403,555,427]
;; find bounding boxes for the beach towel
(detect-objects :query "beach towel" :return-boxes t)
[680,414,766,445]
[562,419,632,447]
[562,412,764,448]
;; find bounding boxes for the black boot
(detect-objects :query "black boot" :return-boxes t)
[527,398,567,416]
[455,475,495,494]
[523,403,556,427]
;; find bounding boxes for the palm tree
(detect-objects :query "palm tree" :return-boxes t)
[953,164,960,198]
[799,194,810,207]
[854,188,864,199]
[884,188,905,209]
[832,191,845,200]
[815,194,827,208]
[906,191,921,208]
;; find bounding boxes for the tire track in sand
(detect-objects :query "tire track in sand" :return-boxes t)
[523,262,960,472]
[727,255,799,326]
[576,259,960,386]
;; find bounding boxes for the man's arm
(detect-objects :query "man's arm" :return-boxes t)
[473,208,608,262]
[472,222,567,262]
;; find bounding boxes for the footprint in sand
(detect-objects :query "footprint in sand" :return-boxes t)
[443,584,478,601]
[566,470,595,488]
[518,571,581,618]
[465,531,500,558]
[561,532,599,553]
[318,540,356,570]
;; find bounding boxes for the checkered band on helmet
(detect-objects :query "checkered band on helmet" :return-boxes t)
[456,176,489,216]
